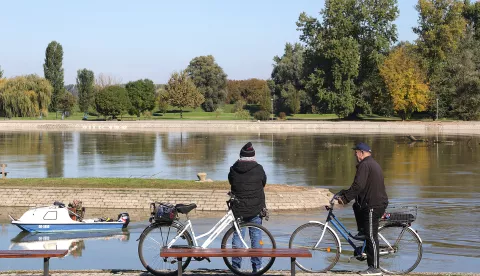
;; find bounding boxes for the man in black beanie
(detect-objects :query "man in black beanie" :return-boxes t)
[228,141,267,272]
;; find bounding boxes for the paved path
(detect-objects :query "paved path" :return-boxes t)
[0,270,478,276]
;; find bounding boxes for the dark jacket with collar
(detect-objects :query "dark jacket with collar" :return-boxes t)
[228,159,267,219]
[343,156,388,209]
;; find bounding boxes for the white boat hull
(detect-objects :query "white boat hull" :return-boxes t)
[10,203,129,233]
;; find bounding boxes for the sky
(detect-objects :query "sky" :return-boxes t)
[1,1,419,85]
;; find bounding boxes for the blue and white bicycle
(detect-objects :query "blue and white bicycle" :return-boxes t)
[289,194,423,274]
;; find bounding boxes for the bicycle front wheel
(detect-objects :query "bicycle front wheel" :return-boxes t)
[289,222,340,272]
[221,222,276,276]
[138,223,193,276]
[378,224,423,274]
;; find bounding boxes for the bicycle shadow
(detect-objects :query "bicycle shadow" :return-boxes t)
[110,269,304,275]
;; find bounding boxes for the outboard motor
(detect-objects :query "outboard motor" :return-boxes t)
[53,201,65,208]
[117,212,130,228]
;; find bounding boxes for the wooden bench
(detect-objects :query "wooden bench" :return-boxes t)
[160,248,311,276]
[0,250,68,276]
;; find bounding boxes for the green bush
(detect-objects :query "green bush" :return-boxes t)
[233,100,246,113]
[215,108,224,118]
[253,110,270,121]
[235,110,251,120]
[279,112,287,120]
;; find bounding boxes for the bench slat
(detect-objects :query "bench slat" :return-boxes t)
[160,248,311,258]
[0,250,68,258]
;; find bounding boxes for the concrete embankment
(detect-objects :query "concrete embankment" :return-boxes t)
[0,187,332,216]
[1,120,480,135]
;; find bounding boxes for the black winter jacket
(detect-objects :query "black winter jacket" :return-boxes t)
[228,160,267,219]
[343,156,388,210]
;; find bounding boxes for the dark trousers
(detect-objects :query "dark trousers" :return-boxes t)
[353,203,386,268]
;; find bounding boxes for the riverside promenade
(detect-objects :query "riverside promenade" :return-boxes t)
[0,120,480,135]
[0,269,478,276]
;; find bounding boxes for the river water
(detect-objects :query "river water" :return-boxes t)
[0,131,479,272]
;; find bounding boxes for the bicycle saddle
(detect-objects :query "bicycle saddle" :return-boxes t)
[175,203,197,214]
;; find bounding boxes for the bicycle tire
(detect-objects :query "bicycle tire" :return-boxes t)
[221,222,276,276]
[378,224,423,274]
[138,223,193,276]
[288,222,341,272]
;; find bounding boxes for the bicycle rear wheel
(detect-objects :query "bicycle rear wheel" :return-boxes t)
[288,222,341,272]
[221,222,276,276]
[138,223,193,276]
[378,224,423,274]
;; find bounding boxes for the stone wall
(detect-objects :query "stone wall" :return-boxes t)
[0,187,332,213]
[1,120,480,135]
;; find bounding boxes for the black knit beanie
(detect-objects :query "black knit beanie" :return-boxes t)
[240,142,255,157]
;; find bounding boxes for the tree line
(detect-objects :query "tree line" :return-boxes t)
[1,0,480,121]
[270,0,480,120]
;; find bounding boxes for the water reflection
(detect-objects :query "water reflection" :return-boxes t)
[1,131,479,190]
[9,230,130,257]
[0,131,479,271]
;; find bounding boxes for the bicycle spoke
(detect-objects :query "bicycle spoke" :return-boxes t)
[378,225,423,274]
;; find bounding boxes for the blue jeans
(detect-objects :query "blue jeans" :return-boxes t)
[232,215,263,271]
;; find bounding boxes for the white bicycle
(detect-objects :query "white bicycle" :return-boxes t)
[137,193,276,276]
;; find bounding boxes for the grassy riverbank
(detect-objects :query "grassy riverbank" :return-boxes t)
[5,104,460,122]
[0,178,314,192]
[0,178,229,189]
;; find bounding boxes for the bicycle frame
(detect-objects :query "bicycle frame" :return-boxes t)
[315,197,422,257]
[167,209,249,249]
[322,205,362,250]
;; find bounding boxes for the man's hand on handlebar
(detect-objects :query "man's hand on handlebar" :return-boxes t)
[337,196,347,205]
[334,191,348,205]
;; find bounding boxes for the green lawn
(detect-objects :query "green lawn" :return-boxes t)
[4,104,457,122]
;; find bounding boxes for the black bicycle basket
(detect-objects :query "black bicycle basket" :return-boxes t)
[381,205,417,224]
[151,202,177,224]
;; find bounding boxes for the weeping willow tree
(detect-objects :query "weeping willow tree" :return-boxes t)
[0,75,53,118]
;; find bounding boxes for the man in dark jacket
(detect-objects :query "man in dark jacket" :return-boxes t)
[228,142,267,272]
[337,142,388,276]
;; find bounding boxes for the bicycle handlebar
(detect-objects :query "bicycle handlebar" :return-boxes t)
[226,192,240,210]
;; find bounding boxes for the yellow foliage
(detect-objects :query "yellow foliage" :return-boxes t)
[380,46,431,119]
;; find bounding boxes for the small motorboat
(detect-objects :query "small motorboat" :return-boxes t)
[9,201,130,233]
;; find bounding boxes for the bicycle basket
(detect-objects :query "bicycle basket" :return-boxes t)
[152,202,177,224]
[381,205,417,224]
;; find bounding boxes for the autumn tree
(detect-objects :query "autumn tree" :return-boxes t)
[125,79,156,117]
[186,55,227,112]
[227,79,270,106]
[380,45,431,120]
[76,69,95,115]
[165,70,204,118]
[0,75,53,118]
[43,41,65,114]
[95,85,129,119]
[226,80,242,104]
